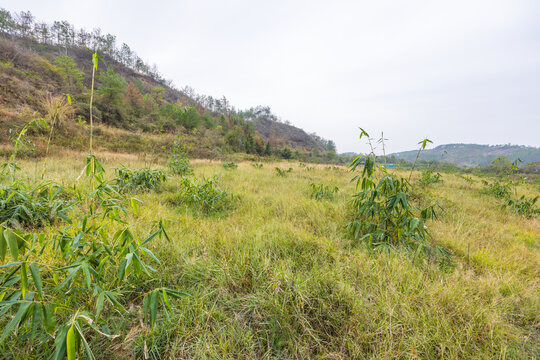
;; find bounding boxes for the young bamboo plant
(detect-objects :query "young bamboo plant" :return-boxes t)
[346,128,448,259]
[0,49,187,360]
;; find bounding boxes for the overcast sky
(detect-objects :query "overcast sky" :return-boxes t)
[4,0,540,153]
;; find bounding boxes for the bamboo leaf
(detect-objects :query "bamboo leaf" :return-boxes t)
[43,303,56,334]
[0,230,6,262]
[67,325,76,360]
[29,262,43,298]
[0,292,34,343]
[4,229,19,261]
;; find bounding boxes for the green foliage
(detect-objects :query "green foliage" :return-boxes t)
[281,147,293,159]
[53,56,84,93]
[347,129,447,258]
[114,167,167,192]
[275,167,293,177]
[0,182,73,229]
[0,50,185,359]
[160,104,199,131]
[503,195,539,218]
[418,168,443,186]
[309,182,338,200]
[96,66,127,125]
[251,163,263,169]
[222,161,238,170]
[173,177,233,214]
[168,140,193,176]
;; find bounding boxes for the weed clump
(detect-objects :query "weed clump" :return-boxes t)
[173,177,233,214]
[114,167,167,192]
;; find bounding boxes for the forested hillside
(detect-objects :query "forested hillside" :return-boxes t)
[390,143,540,167]
[0,8,336,161]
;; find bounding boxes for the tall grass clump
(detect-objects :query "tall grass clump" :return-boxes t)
[347,129,448,258]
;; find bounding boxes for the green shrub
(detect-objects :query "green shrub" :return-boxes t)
[310,182,338,200]
[173,177,233,214]
[0,181,73,229]
[0,49,185,360]
[503,195,539,218]
[275,167,292,177]
[114,167,167,192]
[251,163,263,169]
[346,129,448,258]
[418,168,443,186]
[222,161,238,170]
[168,140,193,175]
[481,180,511,198]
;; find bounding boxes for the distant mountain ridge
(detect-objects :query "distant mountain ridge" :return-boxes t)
[390,143,540,167]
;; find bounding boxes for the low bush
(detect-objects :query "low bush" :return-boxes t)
[168,140,193,175]
[0,181,73,229]
[310,182,338,200]
[481,180,511,198]
[275,167,293,177]
[173,177,233,214]
[418,168,443,186]
[114,167,167,192]
[222,161,238,170]
[347,130,448,258]
[503,195,539,218]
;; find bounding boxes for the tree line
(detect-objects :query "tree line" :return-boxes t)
[0,8,164,83]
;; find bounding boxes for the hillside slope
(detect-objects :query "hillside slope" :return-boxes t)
[390,143,540,167]
[0,25,334,161]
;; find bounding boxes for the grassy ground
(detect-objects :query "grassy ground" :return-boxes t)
[3,153,540,359]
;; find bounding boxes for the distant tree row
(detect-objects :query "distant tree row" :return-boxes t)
[0,8,164,83]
